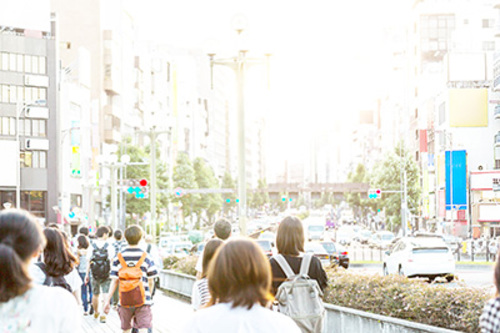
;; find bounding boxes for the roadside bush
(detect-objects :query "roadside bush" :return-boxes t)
[323,266,491,333]
[171,255,198,277]
[163,256,180,270]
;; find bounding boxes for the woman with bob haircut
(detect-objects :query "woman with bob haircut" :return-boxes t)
[183,238,300,333]
[31,227,83,303]
[269,216,327,295]
[0,209,81,331]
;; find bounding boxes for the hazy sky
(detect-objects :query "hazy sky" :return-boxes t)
[129,0,409,166]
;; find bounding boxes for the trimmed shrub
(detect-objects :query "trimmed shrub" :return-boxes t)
[171,255,198,277]
[324,267,491,333]
[163,255,180,270]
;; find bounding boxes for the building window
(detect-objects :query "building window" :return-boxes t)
[483,41,495,51]
[9,53,16,71]
[24,55,32,73]
[483,19,494,28]
[496,160,500,170]
[1,52,8,71]
[415,108,418,119]
[0,117,16,136]
[39,57,46,74]
[21,191,46,219]
[16,54,23,72]
[20,151,47,168]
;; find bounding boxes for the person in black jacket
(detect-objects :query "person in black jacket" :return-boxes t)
[270,216,328,295]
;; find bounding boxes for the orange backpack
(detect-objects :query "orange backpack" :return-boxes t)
[117,252,147,308]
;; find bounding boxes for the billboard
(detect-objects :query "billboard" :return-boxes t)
[447,53,487,82]
[445,150,467,211]
[449,89,488,127]
[0,0,50,32]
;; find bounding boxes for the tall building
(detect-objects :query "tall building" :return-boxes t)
[0,5,58,223]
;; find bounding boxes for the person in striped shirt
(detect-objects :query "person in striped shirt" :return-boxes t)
[191,238,224,310]
[104,225,158,333]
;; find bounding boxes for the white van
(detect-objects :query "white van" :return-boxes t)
[307,223,326,241]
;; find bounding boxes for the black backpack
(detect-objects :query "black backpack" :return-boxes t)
[90,242,111,281]
[35,262,72,293]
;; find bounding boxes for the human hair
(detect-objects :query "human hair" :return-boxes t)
[107,226,113,237]
[47,222,60,229]
[201,239,224,278]
[114,229,123,240]
[96,226,109,238]
[79,226,89,236]
[43,228,78,277]
[276,216,304,256]
[125,225,143,245]
[0,209,45,303]
[214,218,232,240]
[207,238,273,309]
[77,235,89,249]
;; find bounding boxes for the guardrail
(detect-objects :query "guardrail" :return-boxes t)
[159,270,462,333]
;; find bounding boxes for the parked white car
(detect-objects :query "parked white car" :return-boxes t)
[369,231,395,249]
[383,237,455,281]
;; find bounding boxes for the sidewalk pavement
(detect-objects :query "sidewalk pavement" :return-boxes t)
[82,291,194,333]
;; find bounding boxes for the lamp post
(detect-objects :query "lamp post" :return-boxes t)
[208,16,270,235]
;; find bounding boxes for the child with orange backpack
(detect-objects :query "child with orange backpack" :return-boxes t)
[104,225,158,333]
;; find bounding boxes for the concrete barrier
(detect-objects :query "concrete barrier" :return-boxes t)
[159,270,462,333]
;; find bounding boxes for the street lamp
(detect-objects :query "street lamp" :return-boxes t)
[207,16,270,236]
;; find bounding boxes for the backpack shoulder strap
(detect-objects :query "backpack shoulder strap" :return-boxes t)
[299,253,313,277]
[117,252,127,269]
[103,242,109,250]
[273,254,295,279]
[35,261,46,274]
[135,252,147,269]
[147,244,152,254]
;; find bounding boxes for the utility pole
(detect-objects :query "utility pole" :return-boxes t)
[207,17,270,235]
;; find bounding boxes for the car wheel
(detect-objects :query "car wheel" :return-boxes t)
[342,264,349,269]
[383,264,388,276]
[446,274,455,283]
[398,265,405,277]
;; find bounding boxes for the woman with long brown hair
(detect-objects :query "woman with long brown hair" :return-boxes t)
[31,226,83,304]
[0,209,80,331]
[183,238,300,332]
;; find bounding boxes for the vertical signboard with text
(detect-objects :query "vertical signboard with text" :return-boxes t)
[445,150,467,211]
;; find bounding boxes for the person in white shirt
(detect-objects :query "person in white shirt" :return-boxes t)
[195,219,232,278]
[0,209,81,332]
[85,226,116,323]
[183,238,300,333]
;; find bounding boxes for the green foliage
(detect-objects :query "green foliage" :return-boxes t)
[172,152,199,221]
[118,137,169,227]
[162,255,180,270]
[221,171,237,214]
[345,163,376,213]
[324,267,489,333]
[192,157,221,228]
[297,210,310,221]
[251,178,270,209]
[370,143,421,231]
[170,255,198,277]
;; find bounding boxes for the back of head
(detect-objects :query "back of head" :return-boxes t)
[43,228,78,277]
[77,235,90,249]
[207,238,272,309]
[114,229,123,241]
[201,239,224,278]
[214,218,232,240]
[125,225,143,245]
[79,226,89,236]
[276,216,304,256]
[96,226,109,239]
[0,209,45,302]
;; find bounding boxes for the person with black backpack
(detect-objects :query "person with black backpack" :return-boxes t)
[30,227,82,298]
[270,216,328,333]
[85,226,116,323]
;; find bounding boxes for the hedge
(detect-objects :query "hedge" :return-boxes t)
[164,256,493,332]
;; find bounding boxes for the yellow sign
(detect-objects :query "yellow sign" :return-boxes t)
[449,88,488,127]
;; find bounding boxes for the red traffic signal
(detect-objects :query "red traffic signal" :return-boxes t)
[139,179,148,187]
[376,189,381,195]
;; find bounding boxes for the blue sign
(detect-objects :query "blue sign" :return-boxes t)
[445,150,467,211]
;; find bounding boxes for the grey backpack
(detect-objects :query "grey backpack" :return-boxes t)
[274,253,325,333]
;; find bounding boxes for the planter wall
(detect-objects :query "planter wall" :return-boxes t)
[159,270,462,333]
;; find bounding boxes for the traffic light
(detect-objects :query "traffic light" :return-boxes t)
[139,179,148,187]
[368,188,382,199]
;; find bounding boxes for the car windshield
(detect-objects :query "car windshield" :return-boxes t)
[309,225,324,232]
[305,243,325,253]
[412,248,449,254]
[321,242,336,252]
[381,234,394,241]
[256,241,272,251]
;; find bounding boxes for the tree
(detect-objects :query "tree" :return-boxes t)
[193,157,221,228]
[252,178,270,210]
[345,163,376,220]
[370,143,421,231]
[172,152,199,224]
[221,171,236,215]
